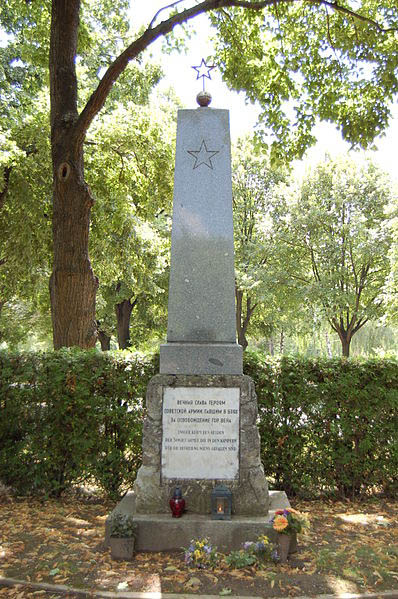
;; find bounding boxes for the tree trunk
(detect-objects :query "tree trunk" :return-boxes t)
[330,314,368,358]
[279,330,284,354]
[237,325,249,351]
[333,326,352,357]
[0,166,12,211]
[97,326,111,351]
[0,300,4,342]
[268,337,274,356]
[235,288,248,350]
[235,286,256,351]
[341,335,351,357]
[115,298,136,350]
[49,0,98,349]
[325,330,333,358]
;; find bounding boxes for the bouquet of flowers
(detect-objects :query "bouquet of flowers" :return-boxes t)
[270,508,308,535]
[243,534,272,560]
[184,538,218,569]
[226,534,273,568]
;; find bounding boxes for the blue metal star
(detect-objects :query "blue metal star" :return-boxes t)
[192,58,215,91]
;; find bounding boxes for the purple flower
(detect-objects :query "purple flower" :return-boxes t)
[271,549,279,562]
[243,541,254,550]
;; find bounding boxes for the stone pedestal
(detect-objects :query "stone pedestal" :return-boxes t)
[160,343,243,376]
[133,374,268,515]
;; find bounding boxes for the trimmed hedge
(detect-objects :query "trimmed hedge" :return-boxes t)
[245,353,398,499]
[1,349,397,499]
[0,349,157,498]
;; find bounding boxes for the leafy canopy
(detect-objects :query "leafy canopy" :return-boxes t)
[210,1,398,163]
[282,156,395,353]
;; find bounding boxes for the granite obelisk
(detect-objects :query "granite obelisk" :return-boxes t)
[160,106,242,375]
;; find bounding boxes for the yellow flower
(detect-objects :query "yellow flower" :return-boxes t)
[194,549,201,559]
[258,535,269,544]
[273,515,289,532]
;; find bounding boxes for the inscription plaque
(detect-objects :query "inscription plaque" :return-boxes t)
[162,387,240,479]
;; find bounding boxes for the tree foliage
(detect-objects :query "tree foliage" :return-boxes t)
[210,1,398,163]
[86,98,175,349]
[232,139,305,348]
[1,0,397,348]
[282,157,395,356]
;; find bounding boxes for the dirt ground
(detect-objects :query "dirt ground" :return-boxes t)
[1,495,398,598]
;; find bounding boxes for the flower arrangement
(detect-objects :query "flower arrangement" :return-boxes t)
[225,535,272,568]
[184,538,218,569]
[270,508,308,535]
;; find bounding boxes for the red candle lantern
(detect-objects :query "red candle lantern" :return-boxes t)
[169,487,185,518]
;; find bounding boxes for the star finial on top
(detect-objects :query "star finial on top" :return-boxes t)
[192,58,215,91]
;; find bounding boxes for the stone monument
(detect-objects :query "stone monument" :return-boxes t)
[105,61,288,552]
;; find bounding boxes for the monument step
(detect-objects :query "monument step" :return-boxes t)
[105,490,290,552]
[133,514,287,552]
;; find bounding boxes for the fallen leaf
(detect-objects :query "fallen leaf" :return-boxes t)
[49,567,60,576]
[117,581,129,591]
[203,572,218,583]
[185,576,202,588]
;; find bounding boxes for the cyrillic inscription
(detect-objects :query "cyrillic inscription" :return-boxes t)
[161,387,240,479]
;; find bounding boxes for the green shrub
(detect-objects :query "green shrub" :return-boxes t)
[225,536,273,568]
[0,348,157,498]
[225,549,257,568]
[245,352,398,499]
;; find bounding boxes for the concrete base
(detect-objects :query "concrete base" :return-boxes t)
[105,490,290,552]
[105,373,290,552]
[160,343,243,375]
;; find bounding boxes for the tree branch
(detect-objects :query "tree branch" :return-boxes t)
[349,240,358,293]
[242,294,256,334]
[73,0,395,148]
[109,145,130,182]
[149,0,187,29]
[351,316,368,336]
[320,0,397,33]
[310,246,322,282]
[0,166,12,211]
